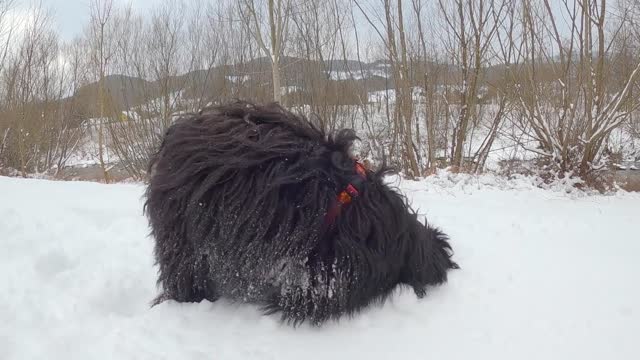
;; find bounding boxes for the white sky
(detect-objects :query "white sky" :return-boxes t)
[23,0,572,41]
[13,0,164,40]
[9,0,576,62]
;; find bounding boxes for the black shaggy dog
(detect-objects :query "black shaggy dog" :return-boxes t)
[144,101,457,326]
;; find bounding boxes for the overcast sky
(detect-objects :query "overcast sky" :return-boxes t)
[16,0,165,40]
[24,0,574,42]
[11,0,574,63]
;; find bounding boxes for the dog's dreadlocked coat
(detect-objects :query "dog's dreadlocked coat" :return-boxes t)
[144,101,458,325]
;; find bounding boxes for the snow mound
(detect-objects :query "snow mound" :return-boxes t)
[396,170,590,195]
[1,176,639,359]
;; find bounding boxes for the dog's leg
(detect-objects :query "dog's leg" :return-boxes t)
[260,289,310,326]
[260,266,335,326]
[191,254,219,302]
[154,252,219,305]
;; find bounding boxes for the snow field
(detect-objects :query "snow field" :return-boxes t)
[1,175,639,359]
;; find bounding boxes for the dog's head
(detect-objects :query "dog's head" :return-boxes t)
[400,217,459,297]
[319,155,458,300]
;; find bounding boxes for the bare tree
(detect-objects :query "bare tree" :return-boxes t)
[239,0,292,103]
[437,0,506,170]
[146,1,186,128]
[0,0,16,164]
[0,0,14,75]
[354,0,420,177]
[102,1,232,179]
[88,0,117,182]
[0,2,81,175]
[410,0,437,171]
[513,0,640,184]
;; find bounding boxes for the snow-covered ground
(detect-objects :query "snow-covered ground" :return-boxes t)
[2,175,640,360]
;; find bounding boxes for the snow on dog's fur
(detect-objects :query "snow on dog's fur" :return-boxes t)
[144,101,458,325]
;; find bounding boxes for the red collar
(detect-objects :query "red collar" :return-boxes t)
[324,162,367,227]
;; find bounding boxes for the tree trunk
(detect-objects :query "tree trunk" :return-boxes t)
[98,78,110,184]
[268,0,282,103]
[271,57,281,103]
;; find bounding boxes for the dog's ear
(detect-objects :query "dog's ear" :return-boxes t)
[402,219,458,297]
[331,129,358,152]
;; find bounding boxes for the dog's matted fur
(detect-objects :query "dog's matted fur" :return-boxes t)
[144,101,458,325]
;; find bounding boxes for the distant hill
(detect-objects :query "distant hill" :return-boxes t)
[70,56,517,117]
[74,75,154,113]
